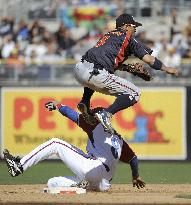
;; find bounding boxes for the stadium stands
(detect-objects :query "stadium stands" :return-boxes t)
[0,0,190,85]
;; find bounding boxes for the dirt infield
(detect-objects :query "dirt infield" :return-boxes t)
[0,184,191,205]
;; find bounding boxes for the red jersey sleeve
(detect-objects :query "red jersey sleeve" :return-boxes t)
[120,139,136,163]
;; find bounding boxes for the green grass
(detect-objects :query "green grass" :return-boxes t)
[114,162,191,184]
[1,161,191,185]
[176,194,191,199]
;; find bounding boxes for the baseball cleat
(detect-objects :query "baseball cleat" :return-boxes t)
[72,180,89,189]
[3,149,23,177]
[95,110,114,134]
[77,102,96,125]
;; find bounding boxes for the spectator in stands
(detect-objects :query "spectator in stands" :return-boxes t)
[56,28,76,57]
[155,37,171,61]
[25,38,47,59]
[55,22,67,46]
[42,30,54,44]
[0,16,14,37]
[42,35,60,63]
[70,19,88,41]
[169,8,180,42]
[172,29,189,58]
[6,43,23,65]
[1,34,15,58]
[25,50,40,65]
[163,46,181,68]
[29,19,45,43]
[0,7,188,71]
[15,19,30,41]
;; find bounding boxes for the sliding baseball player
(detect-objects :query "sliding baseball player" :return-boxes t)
[4,101,145,191]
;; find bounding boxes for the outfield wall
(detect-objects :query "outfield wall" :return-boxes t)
[0,86,189,160]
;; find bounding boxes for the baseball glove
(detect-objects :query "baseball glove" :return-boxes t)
[122,63,153,81]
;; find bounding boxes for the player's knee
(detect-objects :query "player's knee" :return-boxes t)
[51,137,59,142]
[51,138,66,144]
[47,138,66,151]
[132,90,141,103]
[134,94,140,103]
[46,138,59,144]
[127,94,140,106]
[98,179,111,192]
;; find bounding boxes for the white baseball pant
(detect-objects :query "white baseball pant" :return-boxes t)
[74,60,141,101]
[20,138,110,191]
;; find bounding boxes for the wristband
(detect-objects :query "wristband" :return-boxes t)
[151,58,162,70]
[55,103,63,110]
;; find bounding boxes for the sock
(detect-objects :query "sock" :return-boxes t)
[105,94,137,115]
[81,87,94,106]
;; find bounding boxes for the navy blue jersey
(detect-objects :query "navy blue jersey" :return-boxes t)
[82,29,153,73]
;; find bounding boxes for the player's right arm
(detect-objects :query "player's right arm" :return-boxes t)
[45,101,96,133]
[45,101,79,124]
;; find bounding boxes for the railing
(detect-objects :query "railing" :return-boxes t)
[0,58,191,86]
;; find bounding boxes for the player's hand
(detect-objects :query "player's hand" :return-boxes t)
[163,67,180,77]
[132,177,146,189]
[45,101,57,111]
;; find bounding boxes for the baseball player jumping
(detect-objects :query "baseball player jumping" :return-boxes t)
[73,13,179,134]
[4,101,145,191]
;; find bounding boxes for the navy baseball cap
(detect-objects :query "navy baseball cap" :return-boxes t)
[116,14,142,28]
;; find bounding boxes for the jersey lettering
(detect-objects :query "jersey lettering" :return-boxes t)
[95,34,110,48]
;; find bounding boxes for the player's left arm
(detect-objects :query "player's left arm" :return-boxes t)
[129,157,146,189]
[120,139,146,189]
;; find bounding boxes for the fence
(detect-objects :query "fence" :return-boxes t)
[0,60,191,86]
